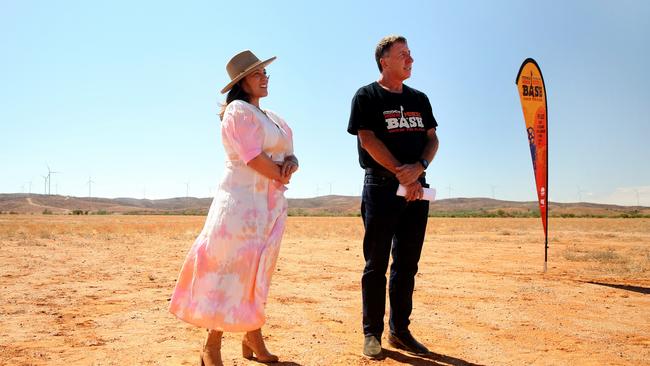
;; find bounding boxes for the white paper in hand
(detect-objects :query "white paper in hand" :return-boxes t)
[396,185,436,201]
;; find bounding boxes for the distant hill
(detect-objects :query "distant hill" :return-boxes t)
[0,194,212,215]
[427,198,650,218]
[0,193,648,218]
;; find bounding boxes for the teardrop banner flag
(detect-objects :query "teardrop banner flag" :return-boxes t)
[515,58,548,272]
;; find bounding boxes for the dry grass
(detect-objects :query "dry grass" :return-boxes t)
[563,247,626,263]
[0,216,648,365]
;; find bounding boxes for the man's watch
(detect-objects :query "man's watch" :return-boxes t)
[419,158,429,170]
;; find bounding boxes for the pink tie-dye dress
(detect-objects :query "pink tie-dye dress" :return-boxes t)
[169,100,293,332]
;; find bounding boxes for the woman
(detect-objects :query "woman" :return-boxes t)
[169,50,298,366]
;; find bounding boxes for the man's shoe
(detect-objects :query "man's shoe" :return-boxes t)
[387,331,430,355]
[362,335,384,359]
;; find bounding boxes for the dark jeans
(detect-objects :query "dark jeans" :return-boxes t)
[361,173,429,338]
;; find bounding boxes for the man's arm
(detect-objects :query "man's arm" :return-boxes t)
[395,128,439,185]
[357,130,402,174]
[358,129,424,201]
[422,128,439,165]
[394,128,439,201]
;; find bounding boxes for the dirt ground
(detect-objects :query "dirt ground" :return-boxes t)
[0,215,648,365]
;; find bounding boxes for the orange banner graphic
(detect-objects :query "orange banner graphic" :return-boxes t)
[516,58,548,271]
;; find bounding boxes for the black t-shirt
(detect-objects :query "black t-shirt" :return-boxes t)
[347,81,437,170]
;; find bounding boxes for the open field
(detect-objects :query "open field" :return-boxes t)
[2,193,649,217]
[1,215,649,365]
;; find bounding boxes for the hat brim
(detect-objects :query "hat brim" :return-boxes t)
[220,56,276,94]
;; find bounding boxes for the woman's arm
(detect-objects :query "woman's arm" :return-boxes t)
[247,153,291,184]
[280,155,299,178]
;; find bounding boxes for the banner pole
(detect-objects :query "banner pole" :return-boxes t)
[544,64,549,273]
[544,236,548,273]
[544,72,549,273]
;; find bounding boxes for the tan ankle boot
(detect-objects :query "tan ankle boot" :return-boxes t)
[199,329,223,366]
[242,328,278,363]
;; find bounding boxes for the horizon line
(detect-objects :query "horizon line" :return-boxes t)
[0,192,647,208]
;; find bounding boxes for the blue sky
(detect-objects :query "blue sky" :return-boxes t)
[2,0,649,205]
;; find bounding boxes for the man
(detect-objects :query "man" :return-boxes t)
[347,35,439,359]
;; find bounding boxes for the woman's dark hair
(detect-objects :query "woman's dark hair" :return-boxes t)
[218,82,251,120]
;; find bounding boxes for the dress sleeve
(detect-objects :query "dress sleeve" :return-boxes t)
[221,102,264,163]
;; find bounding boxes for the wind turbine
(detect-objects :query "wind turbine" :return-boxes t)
[41,175,48,195]
[22,181,31,194]
[46,165,60,195]
[87,176,95,198]
[490,185,497,199]
[185,181,190,199]
[577,186,586,203]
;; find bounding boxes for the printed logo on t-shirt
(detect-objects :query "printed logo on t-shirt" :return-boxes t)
[383,105,425,133]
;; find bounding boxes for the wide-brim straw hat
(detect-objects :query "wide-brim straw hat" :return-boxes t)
[220,50,276,94]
